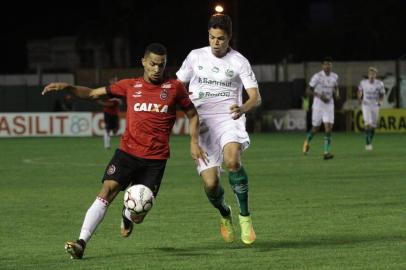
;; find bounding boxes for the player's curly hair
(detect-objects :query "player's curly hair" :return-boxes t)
[144,43,167,57]
[208,13,232,37]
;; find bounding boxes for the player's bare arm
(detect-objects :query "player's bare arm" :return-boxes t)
[230,87,261,120]
[357,88,363,104]
[378,92,384,106]
[183,105,208,164]
[42,83,109,100]
[334,86,340,100]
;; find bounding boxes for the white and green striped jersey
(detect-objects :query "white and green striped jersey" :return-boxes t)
[358,79,385,106]
[176,46,258,116]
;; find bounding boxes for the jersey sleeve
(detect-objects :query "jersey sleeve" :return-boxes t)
[379,81,385,94]
[106,79,129,97]
[175,82,193,110]
[176,52,194,83]
[358,81,364,92]
[239,60,258,89]
[309,74,318,88]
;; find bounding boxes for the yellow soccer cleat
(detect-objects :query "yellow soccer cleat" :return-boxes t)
[239,214,256,245]
[303,140,310,155]
[220,208,235,243]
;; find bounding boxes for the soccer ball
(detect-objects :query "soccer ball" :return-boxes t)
[124,184,154,216]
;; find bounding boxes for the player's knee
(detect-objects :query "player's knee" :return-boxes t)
[224,159,240,171]
[204,179,219,192]
[99,180,121,202]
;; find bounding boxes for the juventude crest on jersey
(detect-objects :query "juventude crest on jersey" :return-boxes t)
[225,69,234,77]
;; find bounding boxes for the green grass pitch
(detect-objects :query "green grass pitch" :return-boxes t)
[0,133,404,270]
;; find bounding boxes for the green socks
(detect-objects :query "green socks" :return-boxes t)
[229,167,249,216]
[306,131,314,142]
[324,133,332,153]
[365,128,375,145]
[205,185,230,217]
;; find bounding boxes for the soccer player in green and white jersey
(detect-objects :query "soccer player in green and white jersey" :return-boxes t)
[358,67,385,150]
[303,57,340,160]
[176,14,261,245]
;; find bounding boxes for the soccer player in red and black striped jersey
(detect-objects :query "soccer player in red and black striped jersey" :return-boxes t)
[42,43,206,259]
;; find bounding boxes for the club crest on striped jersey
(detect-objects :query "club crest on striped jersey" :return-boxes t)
[107,164,116,175]
[160,89,168,100]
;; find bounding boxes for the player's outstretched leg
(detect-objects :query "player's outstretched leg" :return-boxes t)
[303,131,314,154]
[323,132,334,160]
[120,206,134,237]
[219,206,235,243]
[228,167,256,244]
[205,183,235,242]
[202,168,235,243]
[64,188,113,259]
[370,128,375,148]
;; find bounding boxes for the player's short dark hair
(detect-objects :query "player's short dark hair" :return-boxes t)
[144,43,167,57]
[322,56,333,63]
[208,13,232,37]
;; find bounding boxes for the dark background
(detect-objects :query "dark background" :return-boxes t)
[2,0,406,73]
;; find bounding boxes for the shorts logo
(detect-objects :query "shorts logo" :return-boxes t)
[198,65,203,70]
[160,89,168,100]
[107,164,116,175]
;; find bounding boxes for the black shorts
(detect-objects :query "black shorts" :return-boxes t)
[104,112,119,132]
[102,149,167,197]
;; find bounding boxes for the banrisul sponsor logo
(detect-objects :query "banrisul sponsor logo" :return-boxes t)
[198,91,231,98]
[198,77,232,87]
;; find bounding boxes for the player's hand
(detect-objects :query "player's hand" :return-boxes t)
[229,104,245,120]
[190,142,208,165]
[320,95,329,103]
[42,82,71,95]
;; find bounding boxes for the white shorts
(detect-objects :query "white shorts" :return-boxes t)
[196,114,250,174]
[362,105,379,128]
[312,105,334,126]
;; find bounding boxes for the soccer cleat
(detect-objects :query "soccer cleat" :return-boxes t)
[120,207,134,237]
[65,239,85,259]
[303,140,310,155]
[239,214,256,245]
[323,153,334,160]
[365,144,373,151]
[220,208,235,243]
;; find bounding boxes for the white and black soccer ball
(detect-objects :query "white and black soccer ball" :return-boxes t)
[124,184,154,216]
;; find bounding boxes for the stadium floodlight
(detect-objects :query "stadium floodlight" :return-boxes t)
[214,4,224,13]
